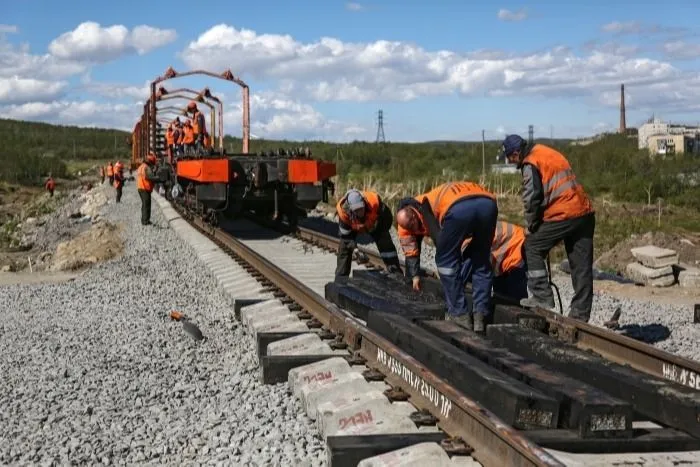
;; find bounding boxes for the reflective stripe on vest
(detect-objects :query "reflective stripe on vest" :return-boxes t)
[524,145,593,221]
[137,163,154,192]
[417,182,495,224]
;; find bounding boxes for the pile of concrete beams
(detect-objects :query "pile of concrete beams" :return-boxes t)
[626,245,700,288]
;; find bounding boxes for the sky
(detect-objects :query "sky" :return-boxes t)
[2,0,700,143]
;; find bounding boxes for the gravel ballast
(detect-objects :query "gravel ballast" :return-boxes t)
[0,183,324,466]
[301,212,700,363]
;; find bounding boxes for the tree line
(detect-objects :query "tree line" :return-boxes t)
[1,118,699,211]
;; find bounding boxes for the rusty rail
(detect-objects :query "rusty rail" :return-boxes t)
[295,225,700,392]
[181,212,563,467]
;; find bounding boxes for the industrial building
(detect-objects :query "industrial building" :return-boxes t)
[638,117,700,156]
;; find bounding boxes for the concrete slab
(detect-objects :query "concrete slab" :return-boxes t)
[546,449,700,467]
[316,390,389,435]
[450,456,482,466]
[301,371,374,419]
[239,299,286,323]
[253,319,309,336]
[243,306,292,328]
[631,245,679,268]
[357,442,451,467]
[288,357,353,396]
[323,401,419,439]
[676,264,700,288]
[266,333,335,356]
[626,262,675,287]
[248,310,297,331]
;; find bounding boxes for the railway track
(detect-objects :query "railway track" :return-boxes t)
[165,197,700,467]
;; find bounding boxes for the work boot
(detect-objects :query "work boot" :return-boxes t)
[473,313,485,333]
[447,312,473,331]
[520,297,555,311]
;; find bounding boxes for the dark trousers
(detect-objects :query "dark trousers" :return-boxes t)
[436,196,498,317]
[116,185,123,203]
[460,261,529,312]
[524,212,595,321]
[139,189,152,225]
[336,205,400,276]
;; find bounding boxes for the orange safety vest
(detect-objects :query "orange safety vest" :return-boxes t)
[192,111,205,135]
[183,126,195,144]
[45,178,55,190]
[137,163,154,192]
[166,129,175,145]
[398,181,495,258]
[416,181,495,224]
[107,165,113,176]
[523,145,594,221]
[336,191,382,233]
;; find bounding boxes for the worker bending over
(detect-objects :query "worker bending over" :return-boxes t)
[137,153,160,225]
[396,182,498,332]
[335,189,401,277]
[500,134,595,322]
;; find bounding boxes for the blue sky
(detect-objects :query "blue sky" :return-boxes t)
[2,0,700,142]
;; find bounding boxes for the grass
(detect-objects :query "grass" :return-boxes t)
[330,176,700,263]
[65,159,112,177]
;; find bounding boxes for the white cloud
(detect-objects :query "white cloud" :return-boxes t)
[0,38,85,80]
[497,8,528,22]
[0,24,18,34]
[180,24,700,113]
[49,21,177,63]
[0,76,67,104]
[1,100,140,130]
[345,2,364,12]
[601,21,687,36]
[662,40,700,60]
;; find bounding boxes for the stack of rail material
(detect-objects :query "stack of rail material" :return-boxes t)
[324,270,446,321]
[626,245,678,287]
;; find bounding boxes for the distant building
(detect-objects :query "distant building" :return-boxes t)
[638,116,700,154]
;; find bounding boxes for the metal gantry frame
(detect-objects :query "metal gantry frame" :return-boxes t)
[149,67,249,155]
[156,87,225,151]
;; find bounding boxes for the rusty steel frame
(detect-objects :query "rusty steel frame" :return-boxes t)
[150,67,249,155]
[183,212,563,467]
[157,87,225,151]
[295,226,700,393]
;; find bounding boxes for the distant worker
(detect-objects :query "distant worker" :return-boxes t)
[399,216,528,305]
[499,134,595,322]
[173,120,183,157]
[396,182,498,332]
[188,102,206,154]
[114,161,124,203]
[182,120,195,156]
[137,152,160,225]
[106,162,114,184]
[45,176,55,197]
[99,166,105,184]
[165,124,175,164]
[335,189,401,277]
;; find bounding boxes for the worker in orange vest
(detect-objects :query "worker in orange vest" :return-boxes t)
[113,161,124,203]
[182,121,195,155]
[500,134,595,322]
[396,182,498,331]
[137,153,160,225]
[398,217,528,304]
[106,162,114,184]
[335,189,401,277]
[165,124,175,164]
[45,176,55,197]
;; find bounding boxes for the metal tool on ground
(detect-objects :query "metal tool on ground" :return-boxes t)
[546,254,564,315]
[604,307,622,329]
[169,310,204,341]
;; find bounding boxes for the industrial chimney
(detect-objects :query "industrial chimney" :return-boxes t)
[619,84,627,134]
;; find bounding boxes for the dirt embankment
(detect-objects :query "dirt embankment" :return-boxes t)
[595,231,700,274]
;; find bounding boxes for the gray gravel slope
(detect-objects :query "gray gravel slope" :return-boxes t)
[0,184,324,466]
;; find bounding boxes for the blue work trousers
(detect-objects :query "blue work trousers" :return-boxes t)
[460,260,529,312]
[435,196,498,317]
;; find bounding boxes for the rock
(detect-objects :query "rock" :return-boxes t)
[625,262,675,287]
[630,245,679,268]
[676,264,700,288]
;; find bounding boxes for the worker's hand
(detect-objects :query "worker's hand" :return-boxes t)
[412,276,421,292]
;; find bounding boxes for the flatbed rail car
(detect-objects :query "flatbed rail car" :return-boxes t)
[127,66,337,224]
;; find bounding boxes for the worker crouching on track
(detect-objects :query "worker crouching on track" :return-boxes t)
[396,182,498,332]
[500,134,595,322]
[137,153,160,225]
[335,189,401,277]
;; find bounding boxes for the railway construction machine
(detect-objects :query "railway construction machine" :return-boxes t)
[129,67,336,228]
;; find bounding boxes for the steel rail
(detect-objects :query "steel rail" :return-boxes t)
[295,225,700,392]
[178,209,563,467]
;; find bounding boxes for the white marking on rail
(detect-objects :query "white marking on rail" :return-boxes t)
[662,363,700,390]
